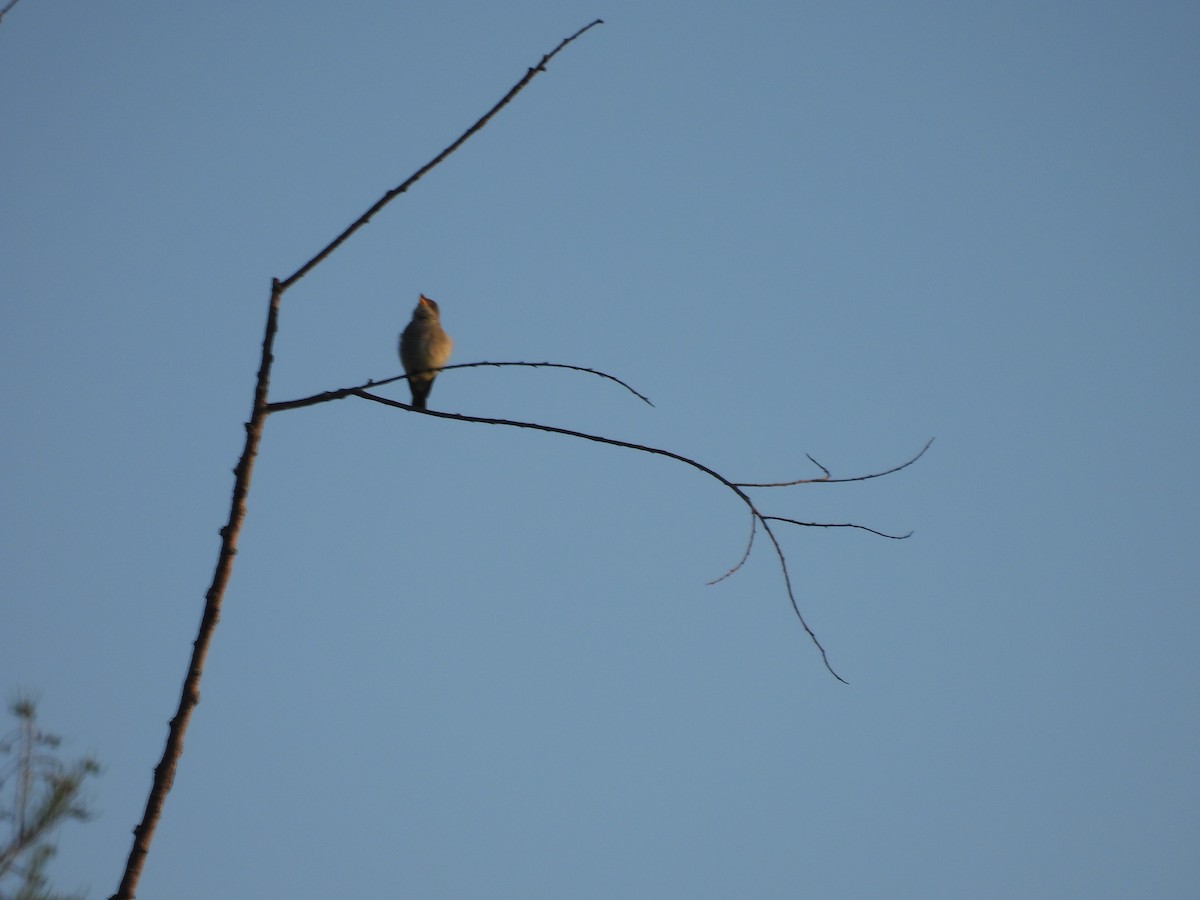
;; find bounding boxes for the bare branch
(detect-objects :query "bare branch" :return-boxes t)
[349,388,854,682]
[758,519,850,684]
[735,438,935,488]
[706,513,756,585]
[266,360,652,414]
[762,517,914,540]
[710,511,911,589]
[280,19,604,290]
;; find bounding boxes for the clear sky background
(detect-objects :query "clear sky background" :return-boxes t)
[3,2,1197,898]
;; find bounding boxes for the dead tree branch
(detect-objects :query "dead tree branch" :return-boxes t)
[110,21,602,900]
[279,386,929,685]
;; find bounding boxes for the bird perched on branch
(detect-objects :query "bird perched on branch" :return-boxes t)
[399,294,454,410]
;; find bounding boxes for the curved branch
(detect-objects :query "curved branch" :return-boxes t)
[441,361,654,406]
[280,18,604,290]
[352,388,746,493]
[265,360,651,414]
[735,438,935,487]
[350,388,852,682]
[706,513,756,586]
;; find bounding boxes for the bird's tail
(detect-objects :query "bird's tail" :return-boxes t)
[409,380,432,410]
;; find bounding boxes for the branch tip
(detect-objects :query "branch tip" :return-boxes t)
[736,438,934,488]
[278,19,604,289]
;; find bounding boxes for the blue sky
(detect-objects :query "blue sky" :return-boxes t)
[3,2,1198,897]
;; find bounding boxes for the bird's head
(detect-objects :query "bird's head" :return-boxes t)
[415,294,441,319]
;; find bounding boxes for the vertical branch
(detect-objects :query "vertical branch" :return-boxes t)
[110,280,283,900]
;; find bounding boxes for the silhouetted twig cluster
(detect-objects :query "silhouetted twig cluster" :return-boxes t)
[1,698,99,900]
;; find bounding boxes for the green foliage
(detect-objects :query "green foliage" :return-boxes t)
[0,698,99,900]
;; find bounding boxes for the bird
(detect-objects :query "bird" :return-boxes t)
[399,294,453,410]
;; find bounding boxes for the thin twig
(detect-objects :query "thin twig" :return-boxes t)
[706,513,757,585]
[265,359,651,414]
[735,438,935,487]
[762,517,914,540]
[708,513,911,587]
[758,519,849,684]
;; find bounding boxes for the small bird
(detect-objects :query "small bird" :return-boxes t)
[399,294,453,410]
